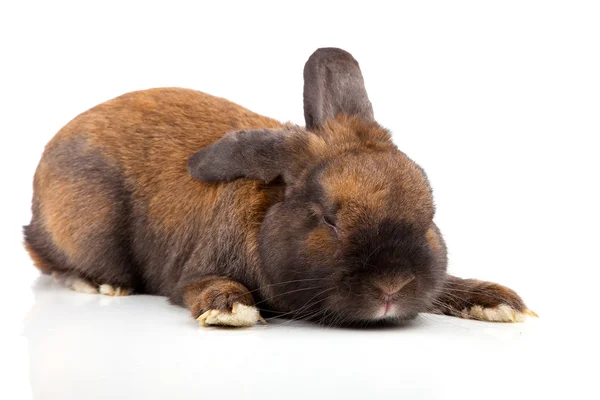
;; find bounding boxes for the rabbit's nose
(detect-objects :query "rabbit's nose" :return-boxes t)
[375,274,415,296]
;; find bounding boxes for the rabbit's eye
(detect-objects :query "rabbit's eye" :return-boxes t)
[323,216,339,236]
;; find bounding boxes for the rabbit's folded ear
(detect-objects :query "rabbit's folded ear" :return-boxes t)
[303,47,374,130]
[188,128,322,184]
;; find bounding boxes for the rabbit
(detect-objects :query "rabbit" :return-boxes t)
[23,47,536,327]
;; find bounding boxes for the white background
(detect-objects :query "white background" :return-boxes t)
[1,1,599,399]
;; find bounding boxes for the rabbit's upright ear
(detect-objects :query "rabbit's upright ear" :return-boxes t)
[188,127,323,184]
[303,47,374,130]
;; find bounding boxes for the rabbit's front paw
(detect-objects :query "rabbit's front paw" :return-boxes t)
[434,276,538,323]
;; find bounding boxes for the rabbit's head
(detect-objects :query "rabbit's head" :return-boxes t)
[188,48,447,325]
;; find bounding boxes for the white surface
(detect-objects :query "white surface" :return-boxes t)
[14,278,567,399]
[1,1,599,399]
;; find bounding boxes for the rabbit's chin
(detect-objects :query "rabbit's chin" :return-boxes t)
[305,302,423,327]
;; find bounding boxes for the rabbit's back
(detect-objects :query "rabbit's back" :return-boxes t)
[45,88,281,189]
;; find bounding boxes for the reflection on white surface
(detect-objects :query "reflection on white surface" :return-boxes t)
[16,276,565,400]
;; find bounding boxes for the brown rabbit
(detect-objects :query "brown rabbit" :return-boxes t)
[23,48,536,327]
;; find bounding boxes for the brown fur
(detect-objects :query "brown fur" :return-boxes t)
[24,48,532,325]
[314,116,434,230]
[24,240,52,274]
[426,226,442,252]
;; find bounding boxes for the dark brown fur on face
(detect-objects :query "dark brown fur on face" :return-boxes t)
[24,47,535,327]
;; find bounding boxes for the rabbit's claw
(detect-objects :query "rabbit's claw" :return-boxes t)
[462,304,538,322]
[196,303,265,327]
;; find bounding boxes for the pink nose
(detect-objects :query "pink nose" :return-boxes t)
[376,275,415,296]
